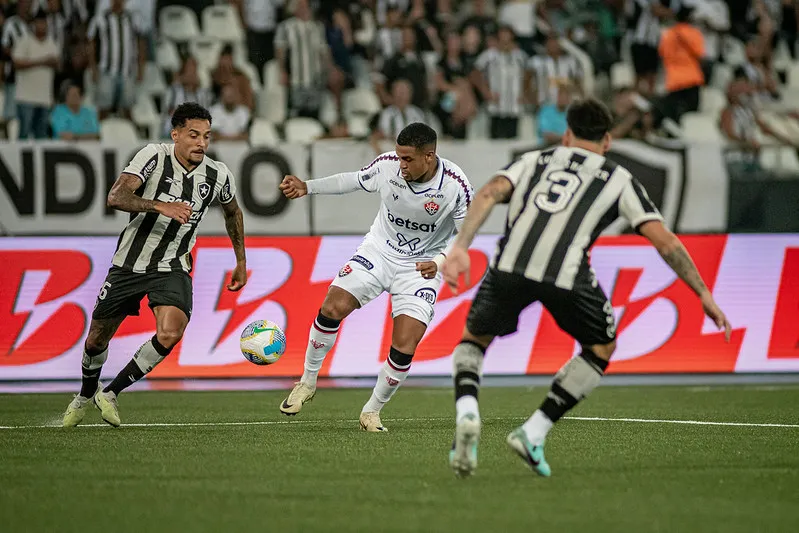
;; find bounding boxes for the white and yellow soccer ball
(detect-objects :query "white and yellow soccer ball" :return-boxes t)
[240,320,286,365]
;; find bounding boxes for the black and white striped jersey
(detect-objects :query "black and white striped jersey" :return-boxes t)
[528,53,582,105]
[87,9,140,77]
[274,16,327,88]
[377,104,427,140]
[493,146,663,290]
[474,47,528,117]
[112,143,237,274]
[1,16,30,82]
[626,0,662,47]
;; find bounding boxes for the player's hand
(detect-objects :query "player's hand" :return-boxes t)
[442,246,470,294]
[700,292,732,342]
[228,262,248,292]
[415,261,438,280]
[279,175,308,199]
[156,201,192,224]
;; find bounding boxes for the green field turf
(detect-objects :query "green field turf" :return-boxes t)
[1,385,798,533]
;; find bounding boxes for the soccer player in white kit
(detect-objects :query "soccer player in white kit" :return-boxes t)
[278,123,473,431]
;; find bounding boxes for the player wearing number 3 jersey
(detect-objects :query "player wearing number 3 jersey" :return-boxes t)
[278,123,474,432]
[442,98,733,478]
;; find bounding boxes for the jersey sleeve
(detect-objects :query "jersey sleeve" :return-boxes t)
[357,154,396,193]
[494,152,539,189]
[122,144,160,182]
[449,167,474,220]
[217,164,237,205]
[618,178,664,230]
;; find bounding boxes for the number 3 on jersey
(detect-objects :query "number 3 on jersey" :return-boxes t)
[534,170,582,214]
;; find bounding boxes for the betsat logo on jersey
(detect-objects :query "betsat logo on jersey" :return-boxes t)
[386,209,437,232]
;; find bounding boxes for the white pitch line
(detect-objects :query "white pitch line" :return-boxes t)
[1,416,798,430]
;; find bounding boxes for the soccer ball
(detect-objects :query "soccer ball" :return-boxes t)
[240,320,286,365]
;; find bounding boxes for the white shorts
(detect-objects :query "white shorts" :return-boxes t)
[331,243,441,326]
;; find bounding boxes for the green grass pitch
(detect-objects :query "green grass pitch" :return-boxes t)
[1,385,798,533]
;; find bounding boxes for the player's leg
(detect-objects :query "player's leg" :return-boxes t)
[62,316,125,427]
[281,253,387,415]
[94,271,193,426]
[95,305,189,427]
[359,313,427,432]
[449,269,533,476]
[63,268,143,427]
[508,281,616,477]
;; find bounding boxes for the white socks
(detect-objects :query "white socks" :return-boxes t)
[455,396,480,424]
[522,410,555,446]
[300,313,341,388]
[362,348,413,413]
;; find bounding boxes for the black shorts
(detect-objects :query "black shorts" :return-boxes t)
[466,269,616,346]
[92,267,193,321]
[630,43,659,76]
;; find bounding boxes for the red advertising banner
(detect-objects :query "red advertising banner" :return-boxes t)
[1,235,797,379]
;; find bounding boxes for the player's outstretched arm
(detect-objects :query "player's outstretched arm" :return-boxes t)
[280,171,367,199]
[107,173,191,223]
[222,197,247,292]
[442,175,513,293]
[638,220,732,341]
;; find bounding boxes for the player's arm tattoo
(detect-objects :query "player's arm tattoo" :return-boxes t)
[107,173,160,213]
[660,242,708,297]
[222,197,246,264]
[454,175,514,249]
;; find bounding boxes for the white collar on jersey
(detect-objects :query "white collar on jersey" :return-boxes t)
[406,156,444,195]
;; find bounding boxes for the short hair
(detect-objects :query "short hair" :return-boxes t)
[566,98,614,142]
[171,102,212,129]
[397,122,437,150]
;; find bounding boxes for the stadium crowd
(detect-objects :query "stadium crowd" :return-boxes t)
[1,0,799,175]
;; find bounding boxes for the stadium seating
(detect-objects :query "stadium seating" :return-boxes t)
[342,87,381,118]
[259,86,287,124]
[159,6,200,42]
[680,112,725,143]
[201,4,244,42]
[141,63,168,97]
[249,119,280,147]
[284,117,325,144]
[610,62,634,90]
[700,86,727,115]
[190,37,224,72]
[155,38,182,73]
[100,118,140,142]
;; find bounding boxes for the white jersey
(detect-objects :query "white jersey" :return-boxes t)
[308,152,473,262]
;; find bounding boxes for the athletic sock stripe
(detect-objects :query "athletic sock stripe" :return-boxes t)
[313,321,339,334]
[387,358,411,372]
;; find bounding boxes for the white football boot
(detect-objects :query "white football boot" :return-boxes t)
[62,386,100,427]
[94,390,121,427]
[359,411,388,432]
[279,381,316,415]
[449,413,481,477]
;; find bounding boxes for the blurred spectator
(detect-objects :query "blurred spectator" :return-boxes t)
[536,81,572,144]
[375,0,410,25]
[529,35,583,107]
[627,0,671,95]
[406,0,443,54]
[326,8,355,86]
[739,36,779,104]
[434,32,477,139]
[2,0,34,121]
[210,83,251,141]
[87,0,144,119]
[457,0,497,46]
[376,6,403,63]
[376,25,429,109]
[229,0,283,82]
[94,0,156,58]
[13,10,59,139]
[55,33,89,94]
[211,45,254,111]
[50,82,99,139]
[658,7,705,122]
[460,24,483,72]
[275,0,343,119]
[163,56,213,137]
[44,0,67,52]
[747,0,779,68]
[610,87,654,139]
[373,78,426,142]
[720,76,765,174]
[34,0,89,29]
[691,0,730,66]
[498,0,536,55]
[470,25,529,139]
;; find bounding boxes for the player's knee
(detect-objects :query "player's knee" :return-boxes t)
[85,331,110,355]
[320,295,356,321]
[156,328,184,350]
[391,335,419,355]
